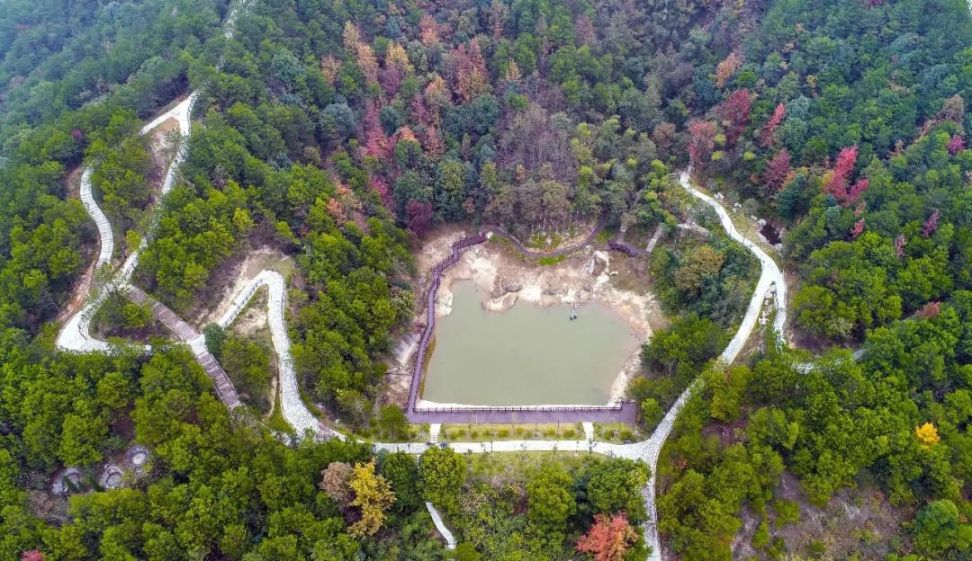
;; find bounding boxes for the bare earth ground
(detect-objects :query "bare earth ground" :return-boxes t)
[734,473,911,560]
[197,248,290,416]
[197,247,295,330]
[390,225,666,406]
[145,118,180,191]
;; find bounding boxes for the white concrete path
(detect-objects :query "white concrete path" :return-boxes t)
[54,0,247,355]
[215,270,344,440]
[425,502,457,549]
[56,94,196,354]
[53,5,787,552]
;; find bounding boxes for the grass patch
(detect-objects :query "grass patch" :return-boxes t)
[352,423,427,443]
[536,254,566,266]
[594,422,641,443]
[266,390,294,434]
[465,450,607,482]
[441,422,584,441]
[527,231,565,250]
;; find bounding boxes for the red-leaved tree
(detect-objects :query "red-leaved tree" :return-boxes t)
[717,89,751,145]
[948,135,965,156]
[422,125,445,156]
[761,103,786,147]
[453,41,489,102]
[576,514,638,561]
[363,101,391,160]
[406,200,434,236]
[369,176,394,212]
[826,145,857,195]
[850,218,865,240]
[915,301,941,319]
[922,209,941,237]
[824,146,868,205]
[21,551,44,561]
[687,120,718,167]
[764,149,791,193]
[847,178,869,205]
[894,234,907,257]
[410,94,433,127]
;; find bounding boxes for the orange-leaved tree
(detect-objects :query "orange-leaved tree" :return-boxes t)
[576,513,638,561]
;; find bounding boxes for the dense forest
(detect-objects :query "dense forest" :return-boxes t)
[653,0,972,559]
[0,0,970,559]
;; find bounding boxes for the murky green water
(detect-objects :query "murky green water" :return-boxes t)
[422,282,639,405]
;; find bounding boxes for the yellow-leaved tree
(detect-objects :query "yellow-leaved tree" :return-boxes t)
[915,422,940,448]
[348,460,395,537]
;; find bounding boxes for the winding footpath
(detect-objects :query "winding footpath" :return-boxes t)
[56,30,786,555]
[60,142,785,560]
[376,172,788,560]
[212,270,344,439]
[56,94,196,355]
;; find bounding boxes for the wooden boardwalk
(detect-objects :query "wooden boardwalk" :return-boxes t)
[124,286,242,409]
[405,234,487,416]
[404,232,637,425]
[408,402,638,424]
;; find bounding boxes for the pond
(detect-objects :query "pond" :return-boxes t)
[422,281,640,405]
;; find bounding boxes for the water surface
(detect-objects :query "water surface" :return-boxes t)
[423,281,639,405]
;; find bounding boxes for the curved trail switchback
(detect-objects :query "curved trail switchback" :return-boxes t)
[61,148,785,560]
[56,13,786,551]
[57,94,197,354]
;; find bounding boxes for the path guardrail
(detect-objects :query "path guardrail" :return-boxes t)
[414,403,627,413]
[406,233,488,413]
[404,229,640,422]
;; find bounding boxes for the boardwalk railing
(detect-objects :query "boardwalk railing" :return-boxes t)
[607,240,642,257]
[404,231,637,423]
[415,403,627,413]
[406,233,488,413]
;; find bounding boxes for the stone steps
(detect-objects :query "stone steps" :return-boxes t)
[123,285,241,409]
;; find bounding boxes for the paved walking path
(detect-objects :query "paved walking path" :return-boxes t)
[56,94,196,354]
[425,503,456,550]
[214,270,343,439]
[644,224,665,255]
[53,3,788,553]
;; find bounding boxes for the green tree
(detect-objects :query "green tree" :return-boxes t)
[419,447,466,515]
[587,459,650,522]
[380,452,421,513]
[377,405,408,439]
[526,461,576,539]
[912,500,972,558]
